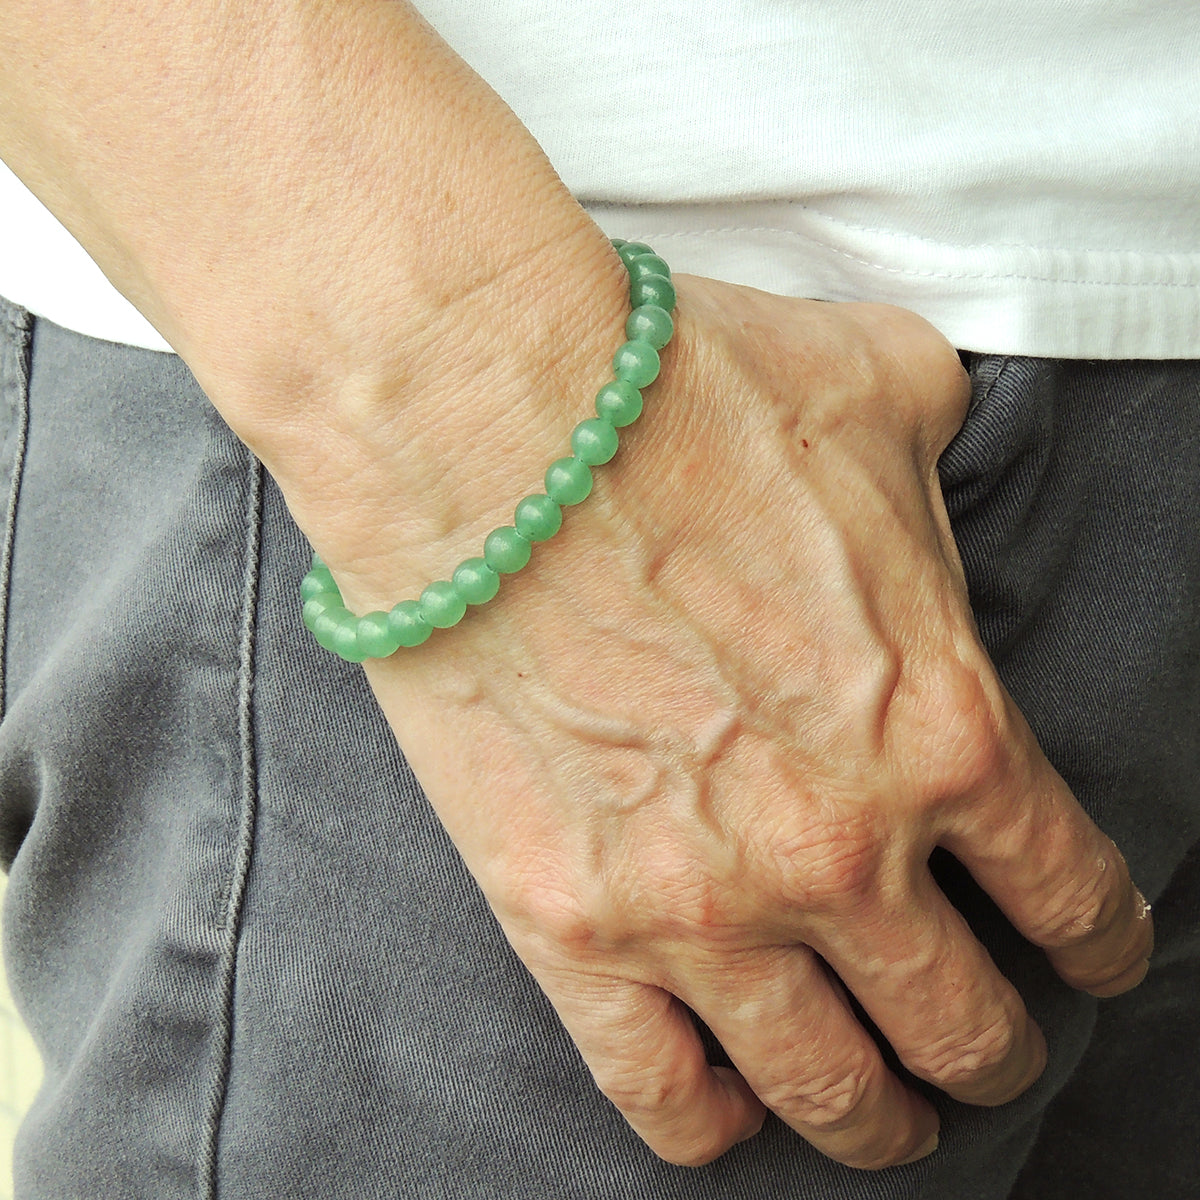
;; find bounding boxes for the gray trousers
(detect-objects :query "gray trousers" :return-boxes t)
[1,294,1198,1198]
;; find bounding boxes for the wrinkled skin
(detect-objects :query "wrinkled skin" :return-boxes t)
[308,277,1153,1170]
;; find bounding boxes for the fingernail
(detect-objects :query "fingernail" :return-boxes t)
[898,1129,939,1165]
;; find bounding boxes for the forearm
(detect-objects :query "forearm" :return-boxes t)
[0,0,626,597]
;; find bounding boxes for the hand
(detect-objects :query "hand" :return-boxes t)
[331,276,1152,1170]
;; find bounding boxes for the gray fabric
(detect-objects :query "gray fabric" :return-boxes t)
[0,294,1197,1198]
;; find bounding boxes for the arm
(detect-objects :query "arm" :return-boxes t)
[0,0,1153,1169]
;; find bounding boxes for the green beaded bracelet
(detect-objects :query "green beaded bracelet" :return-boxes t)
[301,239,675,661]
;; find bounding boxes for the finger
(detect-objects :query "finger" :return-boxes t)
[813,871,1048,1108]
[687,945,941,1171]
[940,743,1154,998]
[548,975,766,1167]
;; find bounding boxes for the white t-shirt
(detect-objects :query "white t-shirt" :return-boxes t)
[2,0,1199,357]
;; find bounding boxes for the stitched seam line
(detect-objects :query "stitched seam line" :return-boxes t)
[611,208,1200,260]
[199,449,263,1200]
[975,356,1019,411]
[645,208,1200,259]
[631,225,1200,288]
[0,306,33,723]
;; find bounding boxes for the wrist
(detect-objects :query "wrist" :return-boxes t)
[299,237,679,660]
[265,222,634,612]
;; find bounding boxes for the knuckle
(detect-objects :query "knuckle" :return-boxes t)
[770,818,884,913]
[909,1014,1018,1088]
[596,1062,676,1120]
[906,661,1013,803]
[502,874,601,951]
[763,1053,876,1133]
[1027,865,1123,949]
[596,1066,728,1168]
[502,846,748,959]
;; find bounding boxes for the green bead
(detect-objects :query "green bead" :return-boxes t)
[419,579,468,628]
[313,607,365,662]
[630,274,676,313]
[571,417,619,466]
[594,380,644,427]
[300,565,338,603]
[484,526,533,574]
[309,604,341,643]
[302,592,341,632]
[545,456,593,506]
[627,254,672,283]
[617,241,654,268]
[356,610,402,658]
[388,600,433,647]
[332,625,368,662]
[453,557,501,605]
[310,551,325,570]
[612,340,661,387]
[609,237,627,250]
[514,493,563,542]
[625,304,674,350]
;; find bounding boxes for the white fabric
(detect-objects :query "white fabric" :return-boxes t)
[2,0,1199,357]
[0,161,173,352]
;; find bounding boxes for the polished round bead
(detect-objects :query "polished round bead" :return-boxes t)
[625,304,674,350]
[300,565,338,603]
[610,237,627,250]
[617,241,655,268]
[630,274,676,313]
[312,607,366,662]
[302,592,341,632]
[612,340,661,388]
[356,610,402,658]
[627,254,672,283]
[308,603,344,642]
[594,380,644,427]
[331,625,368,663]
[388,600,433,647]
[514,493,563,542]
[545,456,593,506]
[484,526,533,574]
[571,417,619,466]
[419,579,468,628]
[453,557,501,605]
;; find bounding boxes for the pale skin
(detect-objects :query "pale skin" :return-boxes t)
[0,0,1153,1172]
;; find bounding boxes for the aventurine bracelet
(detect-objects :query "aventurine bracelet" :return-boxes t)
[300,239,675,662]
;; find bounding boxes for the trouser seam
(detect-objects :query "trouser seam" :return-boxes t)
[971,353,1017,412]
[0,304,33,724]
[199,446,263,1200]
